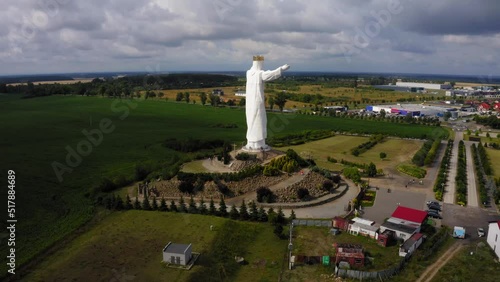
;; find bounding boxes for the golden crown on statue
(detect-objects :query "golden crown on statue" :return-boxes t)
[253,55,264,61]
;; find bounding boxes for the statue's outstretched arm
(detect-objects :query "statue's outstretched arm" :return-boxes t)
[262,64,290,82]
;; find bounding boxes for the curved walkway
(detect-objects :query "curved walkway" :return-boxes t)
[201,158,233,173]
[285,179,359,218]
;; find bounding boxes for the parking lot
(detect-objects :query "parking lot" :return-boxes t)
[442,204,499,239]
[363,187,426,224]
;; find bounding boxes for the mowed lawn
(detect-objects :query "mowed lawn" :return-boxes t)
[26,211,288,282]
[485,147,500,178]
[280,136,423,171]
[180,160,208,173]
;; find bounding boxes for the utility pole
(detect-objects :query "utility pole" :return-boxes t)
[288,222,294,270]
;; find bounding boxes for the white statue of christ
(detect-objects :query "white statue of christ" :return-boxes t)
[244,55,290,151]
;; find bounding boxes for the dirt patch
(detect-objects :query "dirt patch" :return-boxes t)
[152,174,289,199]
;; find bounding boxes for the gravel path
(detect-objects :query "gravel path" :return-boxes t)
[201,158,233,173]
[416,242,464,282]
[465,142,478,207]
[443,132,462,204]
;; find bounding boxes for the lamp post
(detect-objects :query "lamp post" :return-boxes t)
[289,223,293,270]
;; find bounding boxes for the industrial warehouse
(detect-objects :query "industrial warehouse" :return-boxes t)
[364,104,464,119]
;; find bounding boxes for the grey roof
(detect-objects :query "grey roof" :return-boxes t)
[400,233,423,251]
[163,242,191,254]
[381,221,418,234]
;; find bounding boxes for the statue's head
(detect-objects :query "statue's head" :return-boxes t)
[252,55,264,70]
[253,55,264,61]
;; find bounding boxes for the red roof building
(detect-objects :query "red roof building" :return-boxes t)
[332,216,350,231]
[334,243,365,267]
[478,102,491,112]
[380,206,427,240]
[494,103,500,112]
[390,206,428,226]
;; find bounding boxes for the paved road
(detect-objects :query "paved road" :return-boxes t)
[465,142,479,207]
[289,181,359,218]
[442,204,499,239]
[443,132,462,204]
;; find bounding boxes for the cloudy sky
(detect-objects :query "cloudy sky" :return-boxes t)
[1,0,499,76]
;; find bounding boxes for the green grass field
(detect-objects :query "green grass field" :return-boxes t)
[281,136,423,172]
[292,226,400,270]
[180,160,208,173]
[430,243,500,282]
[0,94,446,276]
[25,211,288,282]
[485,148,500,178]
[388,235,454,282]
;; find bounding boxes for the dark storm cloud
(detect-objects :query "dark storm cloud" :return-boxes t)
[391,40,434,55]
[399,0,500,35]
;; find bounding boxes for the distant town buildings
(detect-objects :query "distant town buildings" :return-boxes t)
[446,88,500,98]
[212,89,224,96]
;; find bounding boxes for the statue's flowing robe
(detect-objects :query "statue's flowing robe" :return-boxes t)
[245,67,282,143]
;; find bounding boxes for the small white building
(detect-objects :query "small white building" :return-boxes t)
[487,221,500,258]
[163,242,192,266]
[380,221,419,241]
[349,222,379,239]
[399,233,424,257]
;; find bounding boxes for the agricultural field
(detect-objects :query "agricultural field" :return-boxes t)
[153,84,444,110]
[0,94,445,276]
[157,86,243,103]
[25,211,288,282]
[430,243,500,282]
[6,78,94,86]
[280,136,423,172]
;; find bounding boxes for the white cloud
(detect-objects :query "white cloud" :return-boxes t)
[0,0,498,75]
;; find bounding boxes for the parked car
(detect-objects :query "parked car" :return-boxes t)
[477,228,485,237]
[427,203,441,211]
[426,200,440,206]
[427,211,442,219]
[428,207,441,214]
